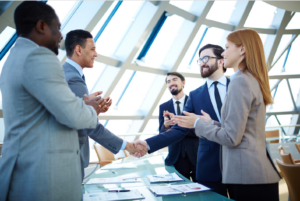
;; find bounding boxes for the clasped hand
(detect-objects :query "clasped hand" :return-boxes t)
[171,110,213,129]
[125,141,148,158]
[83,91,113,115]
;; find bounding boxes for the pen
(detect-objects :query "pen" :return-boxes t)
[108,190,130,192]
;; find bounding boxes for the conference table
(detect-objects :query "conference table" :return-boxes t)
[82,153,233,201]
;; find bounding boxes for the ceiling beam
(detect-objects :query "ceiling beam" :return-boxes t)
[165,4,197,22]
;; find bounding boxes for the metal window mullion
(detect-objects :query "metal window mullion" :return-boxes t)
[286,79,297,111]
[275,115,286,135]
[115,71,136,107]
[61,1,83,31]
[94,1,123,42]
[188,27,209,66]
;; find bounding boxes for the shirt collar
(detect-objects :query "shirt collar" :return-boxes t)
[230,68,242,81]
[172,94,186,105]
[65,58,84,77]
[207,75,227,89]
[18,37,39,48]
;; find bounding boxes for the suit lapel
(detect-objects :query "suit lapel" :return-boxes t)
[183,95,188,106]
[167,99,175,114]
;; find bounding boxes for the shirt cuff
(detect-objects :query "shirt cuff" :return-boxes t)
[148,145,150,151]
[212,120,214,125]
[194,118,200,128]
[120,140,127,150]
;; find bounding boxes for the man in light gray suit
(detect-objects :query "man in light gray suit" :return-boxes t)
[62,30,146,181]
[0,2,105,201]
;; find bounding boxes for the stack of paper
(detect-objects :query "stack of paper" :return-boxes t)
[86,177,141,185]
[101,163,137,170]
[83,189,144,201]
[147,173,184,183]
[149,183,211,196]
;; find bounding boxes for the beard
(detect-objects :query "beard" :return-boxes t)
[200,60,218,78]
[170,87,182,95]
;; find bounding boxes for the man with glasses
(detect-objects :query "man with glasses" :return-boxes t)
[134,44,229,197]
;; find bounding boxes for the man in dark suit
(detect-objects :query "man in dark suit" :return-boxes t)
[134,44,229,197]
[63,30,147,181]
[159,72,199,182]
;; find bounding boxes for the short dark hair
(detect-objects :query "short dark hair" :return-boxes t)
[165,72,185,83]
[198,44,226,73]
[65,30,93,57]
[14,1,57,36]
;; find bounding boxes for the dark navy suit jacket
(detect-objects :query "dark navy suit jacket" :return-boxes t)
[147,78,230,181]
[159,95,199,166]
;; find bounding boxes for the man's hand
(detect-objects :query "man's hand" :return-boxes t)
[125,141,148,158]
[163,110,175,129]
[99,97,113,113]
[83,92,103,115]
[171,111,201,129]
[130,140,148,158]
[83,91,103,101]
[199,110,213,124]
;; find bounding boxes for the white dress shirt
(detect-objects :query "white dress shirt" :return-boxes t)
[172,95,186,115]
[206,75,227,122]
[194,75,228,127]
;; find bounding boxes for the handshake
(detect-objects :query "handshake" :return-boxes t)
[125,140,149,158]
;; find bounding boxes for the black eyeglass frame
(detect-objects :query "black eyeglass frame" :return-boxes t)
[197,56,219,65]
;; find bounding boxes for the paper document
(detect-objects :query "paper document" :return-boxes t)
[101,163,137,170]
[147,172,184,183]
[83,189,145,201]
[149,183,211,196]
[86,177,141,185]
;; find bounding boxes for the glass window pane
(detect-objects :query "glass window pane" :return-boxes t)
[47,1,78,24]
[206,1,237,24]
[273,35,293,62]
[143,119,159,134]
[269,51,287,75]
[95,1,144,56]
[169,1,194,12]
[286,12,300,29]
[265,115,279,127]
[83,61,106,91]
[142,14,185,68]
[105,120,133,134]
[244,1,277,28]
[284,36,300,74]
[0,26,15,52]
[288,79,300,102]
[258,34,268,45]
[117,71,156,112]
[269,80,294,112]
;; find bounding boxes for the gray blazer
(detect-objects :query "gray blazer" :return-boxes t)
[0,37,98,201]
[195,70,281,184]
[62,62,123,179]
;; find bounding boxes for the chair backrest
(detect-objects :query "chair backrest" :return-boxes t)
[295,143,300,154]
[279,150,295,165]
[123,150,130,157]
[93,144,115,161]
[265,130,279,143]
[276,159,300,201]
[278,145,286,154]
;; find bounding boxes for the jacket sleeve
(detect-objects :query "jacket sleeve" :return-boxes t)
[146,92,195,153]
[67,77,123,154]
[23,47,97,130]
[195,76,252,148]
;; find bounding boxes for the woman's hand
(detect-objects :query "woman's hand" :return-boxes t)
[199,110,213,124]
[171,111,200,129]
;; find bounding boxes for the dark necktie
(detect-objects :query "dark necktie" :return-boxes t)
[176,100,186,158]
[82,74,85,82]
[213,81,222,118]
[175,101,181,115]
[213,81,223,173]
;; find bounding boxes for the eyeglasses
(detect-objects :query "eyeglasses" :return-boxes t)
[197,56,218,65]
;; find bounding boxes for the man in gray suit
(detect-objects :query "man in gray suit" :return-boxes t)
[0,2,126,201]
[62,29,146,181]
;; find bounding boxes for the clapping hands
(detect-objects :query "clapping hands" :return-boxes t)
[83,91,113,115]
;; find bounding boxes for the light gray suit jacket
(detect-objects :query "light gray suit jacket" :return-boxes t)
[195,70,281,184]
[62,62,123,179]
[0,37,98,201]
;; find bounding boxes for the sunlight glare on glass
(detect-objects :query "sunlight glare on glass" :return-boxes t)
[244,1,277,28]
[96,1,144,57]
[143,14,185,68]
[47,1,78,23]
[206,1,237,24]
[169,1,194,12]
[286,12,300,29]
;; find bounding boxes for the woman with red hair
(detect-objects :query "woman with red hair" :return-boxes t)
[172,29,281,201]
